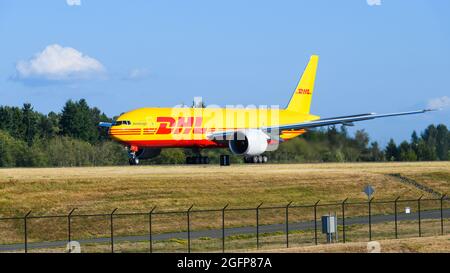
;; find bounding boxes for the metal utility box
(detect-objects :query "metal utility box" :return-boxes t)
[220,155,230,166]
[322,215,338,243]
[321,215,337,234]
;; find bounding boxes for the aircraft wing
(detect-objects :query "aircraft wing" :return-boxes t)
[207,109,433,140]
[272,109,433,131]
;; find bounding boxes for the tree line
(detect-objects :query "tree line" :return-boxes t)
[268,125,449,163]
[0,99,448,167]
[0,100,127,167]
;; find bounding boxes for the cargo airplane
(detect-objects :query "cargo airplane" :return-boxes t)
[99,55,432,165]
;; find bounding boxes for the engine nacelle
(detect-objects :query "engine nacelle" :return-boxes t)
[135,148,162,159]
[228,130,269,156]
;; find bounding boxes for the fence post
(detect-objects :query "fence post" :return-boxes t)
[110,208,118,253]
[314,200,320,245]
[222,204,229,253]
[341,198,348,243]
[187,204,194,253]
[24,210,32,253]
[441,194,446,236]
[418,195,423,237]
[394,196,400,239]
[285,201,292,248]
[256,202,263,249]
[368,197,373,241]
[67,208,77,244]
[149,206,156,253]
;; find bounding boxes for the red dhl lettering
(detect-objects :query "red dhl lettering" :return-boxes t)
[297,88,311,94]
[156,117,203,134]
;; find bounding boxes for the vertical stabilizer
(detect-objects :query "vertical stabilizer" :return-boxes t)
[286,55,319,114]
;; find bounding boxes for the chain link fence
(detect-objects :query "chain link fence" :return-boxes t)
[0,195,448,253]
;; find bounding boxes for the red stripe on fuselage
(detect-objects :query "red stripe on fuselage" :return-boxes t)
[122,139,226,148]
[110,128,141,130]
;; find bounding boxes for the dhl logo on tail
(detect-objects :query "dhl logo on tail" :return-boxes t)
[297,88,311,94]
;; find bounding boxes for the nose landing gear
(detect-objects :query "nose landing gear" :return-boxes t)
[128,145,140,165]
[129,157,139,165]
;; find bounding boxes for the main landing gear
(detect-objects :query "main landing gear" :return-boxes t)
[185,148,210,164]
[244,155,268,164]
[186,156,210,164]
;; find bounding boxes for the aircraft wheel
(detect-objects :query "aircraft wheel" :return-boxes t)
[194,157,201,164]
[244,156,267,164]
[262,156,268,163]
[129,158,139,165]
[201,157,210,164]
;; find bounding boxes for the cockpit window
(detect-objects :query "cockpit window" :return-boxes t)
[112,120,131,126]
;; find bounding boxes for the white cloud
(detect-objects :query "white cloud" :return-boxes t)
[427,96,450,110]
[367,0,381,6]
[15,44,104,82]
[124,68,151,80]
[66,0,81,6]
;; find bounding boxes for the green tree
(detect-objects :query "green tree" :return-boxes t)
[398,141,417,161]
[0,106,24,139]
[59,99,108,143]
[416,139,437,161]
[436,124,449,160]
[327,126,340,148]
[354,130,370,161]
[0,130,28,167]
[21,103,38,146]
[0,130,15,167]
[354,130,369,150]
[385,139,399,161]
[368,141,384,161]
[421,125,438,154]
[149,148,185,164]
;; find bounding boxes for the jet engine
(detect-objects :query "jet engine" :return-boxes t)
[228,130,269,156]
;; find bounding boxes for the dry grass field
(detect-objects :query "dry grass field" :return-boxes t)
[0,162,449,251]
[261,234,450,253]
[0,162,448,215]
[20,233,450,253]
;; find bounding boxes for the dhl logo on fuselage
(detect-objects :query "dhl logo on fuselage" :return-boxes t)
[156,117,205,135]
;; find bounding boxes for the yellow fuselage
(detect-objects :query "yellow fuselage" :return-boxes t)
[109,107,319,149]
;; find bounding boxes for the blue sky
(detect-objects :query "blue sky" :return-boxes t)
[0,0,449,146]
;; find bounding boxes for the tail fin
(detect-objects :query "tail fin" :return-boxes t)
[286,55,319,114]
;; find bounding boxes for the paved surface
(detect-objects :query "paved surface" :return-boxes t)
[0,209,449,252]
